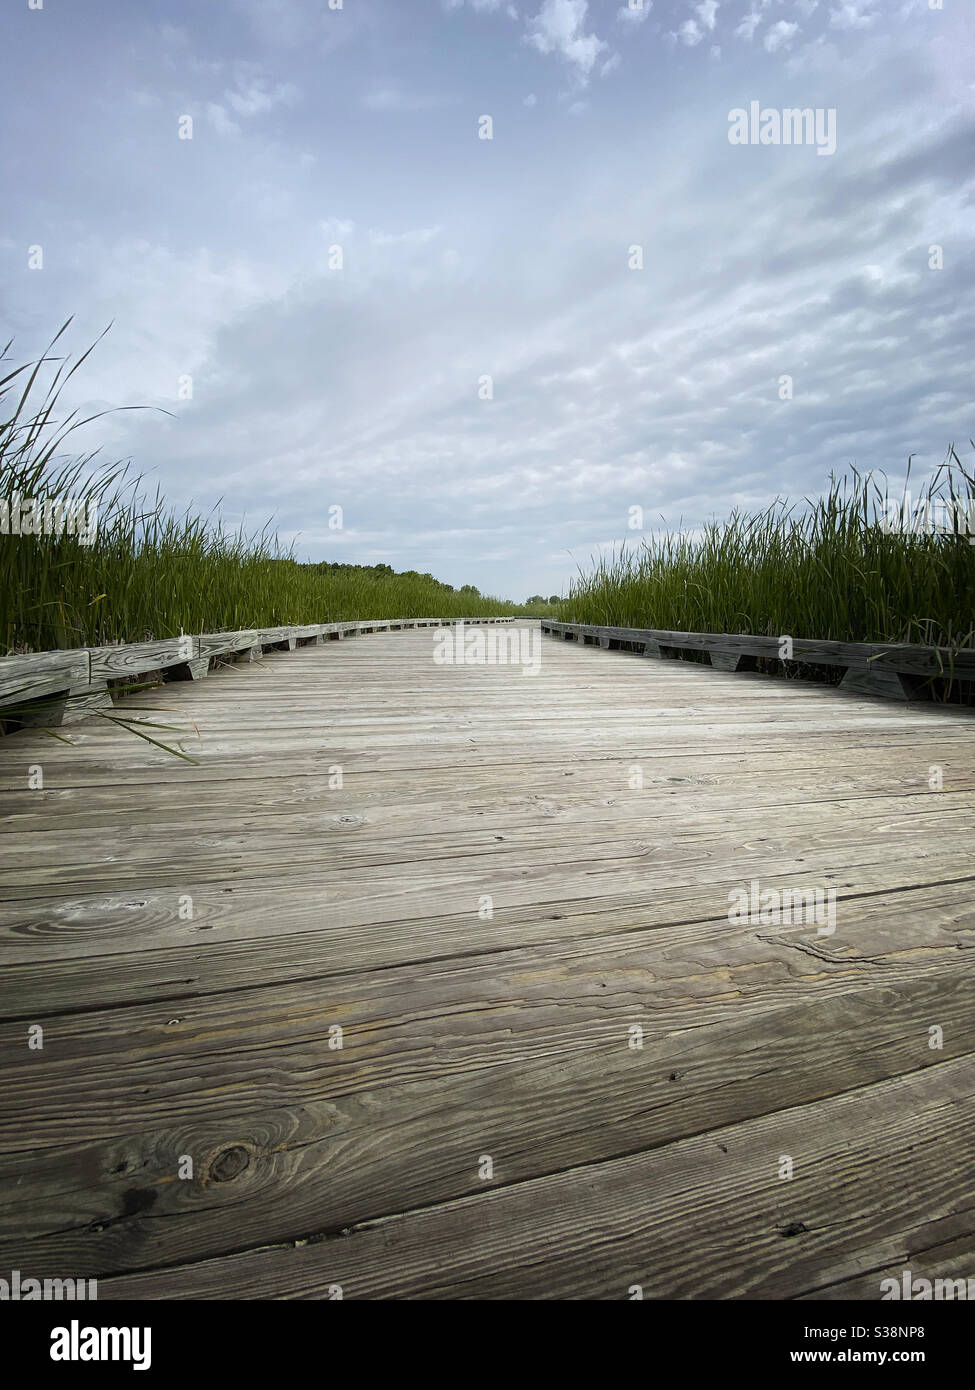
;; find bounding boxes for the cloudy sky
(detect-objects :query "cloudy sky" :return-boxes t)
[1,0,972,601]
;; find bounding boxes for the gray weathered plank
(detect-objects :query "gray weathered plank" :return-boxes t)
[92,1055,975,1300]
[0,650,90,703]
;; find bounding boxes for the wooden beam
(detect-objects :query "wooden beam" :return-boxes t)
[89,640,189,681]
[0,651,89,705]
[545,620,975,680]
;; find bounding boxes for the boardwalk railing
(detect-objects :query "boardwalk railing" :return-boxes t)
[541,619,975,701]
[0,616,516,726]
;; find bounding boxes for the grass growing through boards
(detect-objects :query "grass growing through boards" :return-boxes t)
[560,454,975,702]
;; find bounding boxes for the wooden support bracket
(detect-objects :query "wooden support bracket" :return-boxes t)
[839,666,915,701]
[163,658,211,682]
[709,652,744,672]
[16,681,113,727]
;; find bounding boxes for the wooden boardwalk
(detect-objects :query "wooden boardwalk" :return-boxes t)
[1,619,974,1300]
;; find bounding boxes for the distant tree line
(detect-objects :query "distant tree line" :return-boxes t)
[303,560,480,596]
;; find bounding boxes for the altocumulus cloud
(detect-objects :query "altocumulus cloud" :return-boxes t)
[1,0,972,599]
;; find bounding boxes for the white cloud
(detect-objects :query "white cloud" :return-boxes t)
[224,78,299,118]
[366,226,442,247]
[206,102,241,137]
[735,11,762,42]
[695,2,719,32]
[361,87,451,112]
[677,20,704,47]
[527,0,610,80]
[830,2,878,29]
[319,217,355,241]
[127,89,163,110]
[201,66,299,133]
[229,0,353,51]
[764,20,800,52]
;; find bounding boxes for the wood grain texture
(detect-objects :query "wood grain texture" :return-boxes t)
[0,650,90,703]
[95,1054,975,1301]
[0,621,973,1299]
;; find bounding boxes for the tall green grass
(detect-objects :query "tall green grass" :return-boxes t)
[563,457,975,654]
[0,323,527,654]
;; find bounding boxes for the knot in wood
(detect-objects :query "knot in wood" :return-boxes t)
[209,1145,251,1183]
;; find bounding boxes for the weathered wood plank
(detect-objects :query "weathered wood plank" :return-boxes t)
[0,650,89,704]
[88,639,190,680]
[90,1054,975,1299]
[1,751,972,835]
[0,951,971,1280]
[1,846,972,1005]
[197,631,259,661]
[1,793,970,899]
